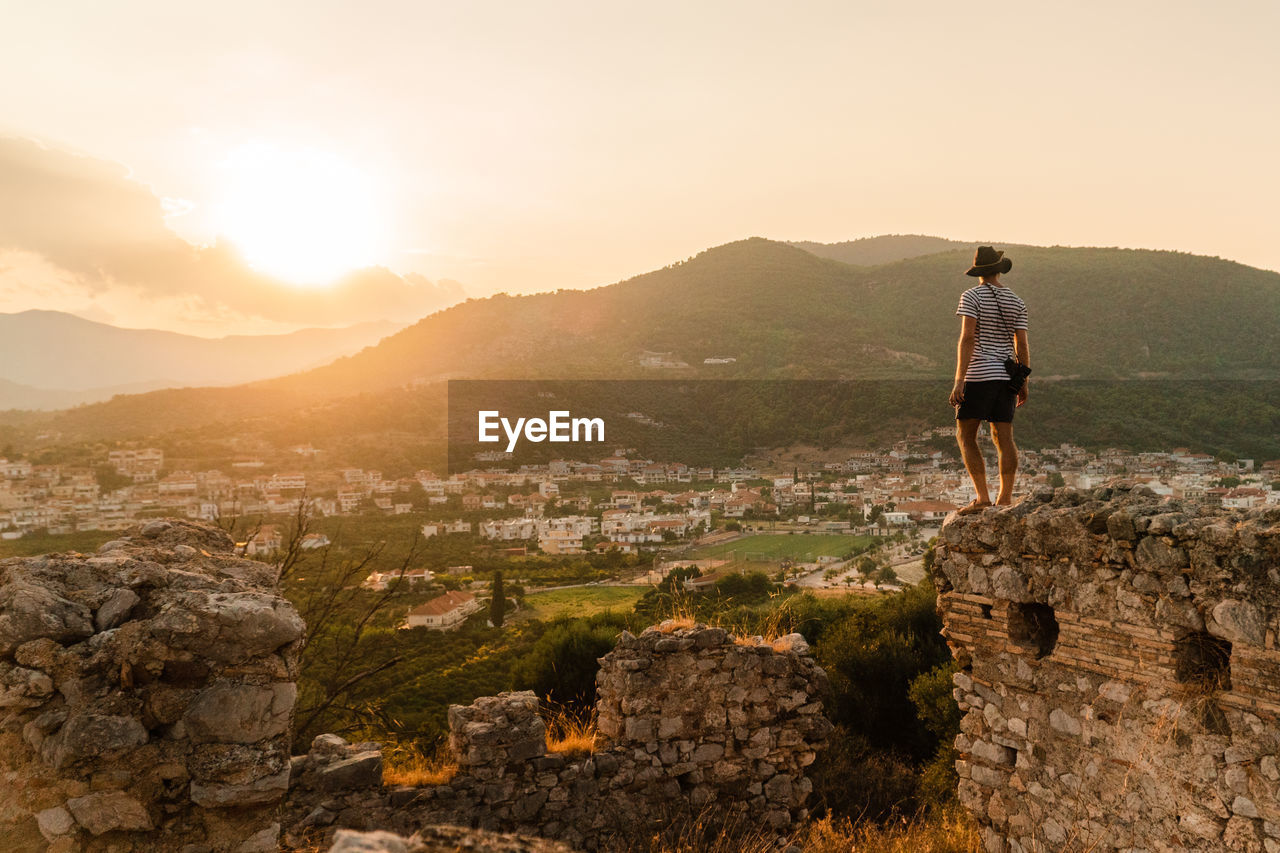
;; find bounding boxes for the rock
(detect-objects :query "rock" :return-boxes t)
[66,790,154,835]
[0,581,94,657]
[311,732,351,759]
[190,768,291,807]
[35,805,75,840]
[44,713,149,769]
[140,520,173,537]
[1135,536,1188,570]
[774,633,809,654]
[938,493,1280,853]
[0,665,55,709]
[151,591,305,663]
[184,682,296,743]
[1209,599,1265,646]
[0,519,300,852]
[1233,796,1261,819]
[236,822,281,852]
[330,829,416,853]
[288,621,833,849]
[318,751,383,791]
[94,588,140,631]
[328,826,577,853]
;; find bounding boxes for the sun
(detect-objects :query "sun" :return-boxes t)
[212,143,384,286]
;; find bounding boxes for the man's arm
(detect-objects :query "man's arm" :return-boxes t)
[949,316,978,406]
[1014,329,1030,406]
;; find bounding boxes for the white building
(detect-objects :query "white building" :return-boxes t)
[405,591,481,630]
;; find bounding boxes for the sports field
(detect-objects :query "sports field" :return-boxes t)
[684,533,874,564]
[521,585,647,620]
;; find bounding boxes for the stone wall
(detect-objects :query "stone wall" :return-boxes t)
[934,487,1280,853]
[284,624,832,850]
[0,519,303,852]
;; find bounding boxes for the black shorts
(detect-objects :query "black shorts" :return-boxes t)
[955,380,1016,423]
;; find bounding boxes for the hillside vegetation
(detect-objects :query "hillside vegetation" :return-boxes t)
[267,237,1280,395]
[5,236,1280,457]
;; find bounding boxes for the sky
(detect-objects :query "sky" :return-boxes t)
[2,0,1278,335]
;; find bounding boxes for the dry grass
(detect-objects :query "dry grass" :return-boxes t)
[798,810,983,853]
[543,704,599,759]
[381,739,457,787]
[657,615,699,633]
[612,808,981,853]
[723,595,797,648]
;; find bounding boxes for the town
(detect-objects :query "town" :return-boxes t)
[2,430,1273,543]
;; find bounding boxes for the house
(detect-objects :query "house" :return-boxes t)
[405,591,481,630]
[338,489,364,513]
[361,567,433,591]
[638,350,689,369]
[299,533,331,549]
[593,540,637,554]
[268,472,307,491]
[539,529,584,555]
[682,568,735,592]
[242,524,283,556]
[896,500,960,522]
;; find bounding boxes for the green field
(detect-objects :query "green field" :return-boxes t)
[0,529,116,559]
[684,533,874,564]
[521,585,647,620]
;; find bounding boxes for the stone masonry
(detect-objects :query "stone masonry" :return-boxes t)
[284,624,833,851]
[0,519,303,852]
[934,486,1280,853]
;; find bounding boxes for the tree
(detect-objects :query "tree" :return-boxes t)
[271,499,419,750]
[490,570,506,627]
[1047,472,1066,488]
[94,465,133,493]
[875,565,898,587]
[510,616,627,712]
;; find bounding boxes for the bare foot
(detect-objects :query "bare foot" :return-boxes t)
[956,498,993,516]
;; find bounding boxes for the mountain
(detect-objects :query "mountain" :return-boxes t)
[8,237,1280,454]
[0,377,175,411]
[269,236,1280,398]
[0,311,403,401]
[787,234,970,266]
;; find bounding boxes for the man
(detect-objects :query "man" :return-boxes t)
[948,246,1030,513]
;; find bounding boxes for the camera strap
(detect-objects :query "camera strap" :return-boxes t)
[983,282,1023,366]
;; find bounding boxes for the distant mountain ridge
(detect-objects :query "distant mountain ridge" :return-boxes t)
[263,235,1280,398]
[787,234,970,266]
[8,235,1280,444]
[0,376,176,412]
[0,311,403,408]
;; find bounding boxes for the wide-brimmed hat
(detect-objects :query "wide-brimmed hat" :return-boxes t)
[966,246,1013,277]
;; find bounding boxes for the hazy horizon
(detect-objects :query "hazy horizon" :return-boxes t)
[3,0,1278,335]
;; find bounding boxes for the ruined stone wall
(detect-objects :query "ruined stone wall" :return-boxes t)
[284,624,832,851]
[935,487,1280,853]
[0,520,303,852]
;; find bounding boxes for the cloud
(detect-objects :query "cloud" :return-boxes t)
[0,137,464,330]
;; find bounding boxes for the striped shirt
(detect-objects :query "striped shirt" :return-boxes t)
[956,283,1028,382]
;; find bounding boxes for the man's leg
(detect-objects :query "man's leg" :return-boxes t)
[955,419,991,506]
[991,421,1018,505]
